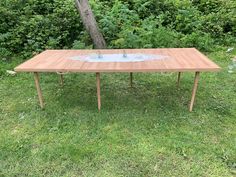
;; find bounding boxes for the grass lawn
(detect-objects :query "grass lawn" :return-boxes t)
[0,48,236,176]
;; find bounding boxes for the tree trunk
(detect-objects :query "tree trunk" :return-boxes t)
[75,0,106,49]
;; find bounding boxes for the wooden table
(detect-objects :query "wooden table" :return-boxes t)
[14,48,220,111]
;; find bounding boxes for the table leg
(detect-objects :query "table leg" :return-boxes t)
[189,72,200,112]
[177,72,181,88]
[96,72,101,111]
[33,72,44,108]
[59,74,64,86]
[130,72,133,87]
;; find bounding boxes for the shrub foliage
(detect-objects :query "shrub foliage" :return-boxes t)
[0,0,236,58]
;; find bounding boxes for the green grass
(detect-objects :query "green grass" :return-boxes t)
[0,48,236,176]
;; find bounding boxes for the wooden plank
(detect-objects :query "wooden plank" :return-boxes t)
[14,48,221,73]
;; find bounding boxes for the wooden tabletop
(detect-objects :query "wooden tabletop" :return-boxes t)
[14,48,220,72]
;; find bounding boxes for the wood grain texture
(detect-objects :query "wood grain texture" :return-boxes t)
[14,48,221,73]
[189,72,200,112]
[59,74,64,86]
[33,72,44,108]
[96,72,101,111]
[130,72,133,87]
[177,72,181,88]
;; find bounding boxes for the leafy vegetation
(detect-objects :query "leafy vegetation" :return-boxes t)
[0,0,236,59]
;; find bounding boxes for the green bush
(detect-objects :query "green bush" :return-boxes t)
[0,0,82,58]
[0,0,236,59]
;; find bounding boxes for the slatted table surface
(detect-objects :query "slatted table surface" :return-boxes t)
[14,48,221,111]
[14,48,220,72]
